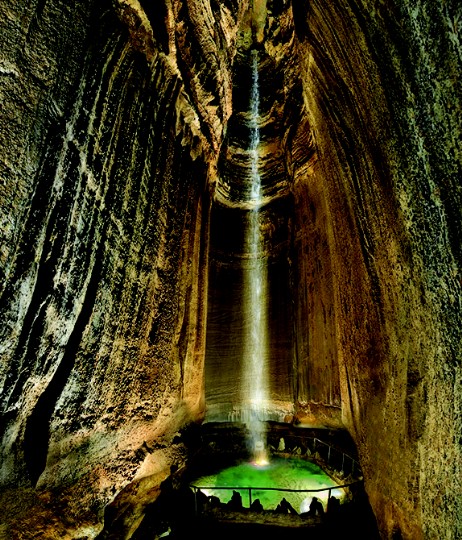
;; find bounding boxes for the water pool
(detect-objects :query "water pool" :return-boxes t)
[191,456,344,513]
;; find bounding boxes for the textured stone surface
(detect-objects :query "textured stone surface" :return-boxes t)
[0,0,461,538]
[0,0,243,537]
[293,1,462,538]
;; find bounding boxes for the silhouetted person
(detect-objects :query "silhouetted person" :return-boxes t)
[250,498,264,512]
[309,497,317,515]
[195,489,208,513]
[207,495,222,510]
[328,495,340,515]
[275,497,298,515]
[309,497,324,516]
[227,490,243,511]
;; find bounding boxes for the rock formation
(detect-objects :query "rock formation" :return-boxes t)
[0,0,460,538]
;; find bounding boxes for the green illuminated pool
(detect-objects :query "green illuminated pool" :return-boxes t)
[191,456,344,513]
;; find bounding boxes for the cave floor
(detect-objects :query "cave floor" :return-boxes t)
[162,507,379,540]
[171,514,328,540]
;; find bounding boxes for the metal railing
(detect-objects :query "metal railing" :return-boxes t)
[189,435,363,516]
[269,436,361,480]
[190,480,363,514]
[305,437,360,478]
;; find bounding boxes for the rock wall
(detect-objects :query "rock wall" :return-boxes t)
[0,0,246,536]
[293,0,462,537]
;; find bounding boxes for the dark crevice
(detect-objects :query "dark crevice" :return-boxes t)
[23,236,105,486]
[139,0,169,53]
[5,157,78,408]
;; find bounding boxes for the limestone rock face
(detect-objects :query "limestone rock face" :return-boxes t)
[293,1,462,538]
[0,0,461,538]
[0,0,244,536]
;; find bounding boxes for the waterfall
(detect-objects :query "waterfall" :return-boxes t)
[242,49,269,465]
[249,49,261,202]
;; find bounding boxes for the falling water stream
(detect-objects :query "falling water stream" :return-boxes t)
[241,49,269,465]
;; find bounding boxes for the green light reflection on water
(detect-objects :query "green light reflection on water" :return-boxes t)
[192,457,344,513]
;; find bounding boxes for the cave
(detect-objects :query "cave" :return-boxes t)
[0,0,461,538]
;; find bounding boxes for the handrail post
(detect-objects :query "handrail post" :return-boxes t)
[249,488,252,508]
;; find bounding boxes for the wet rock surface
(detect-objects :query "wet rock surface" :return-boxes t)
[0,0,461,538]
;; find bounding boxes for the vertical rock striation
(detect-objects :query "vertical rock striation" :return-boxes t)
[293,0,462,537]
[0,0,246,536]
